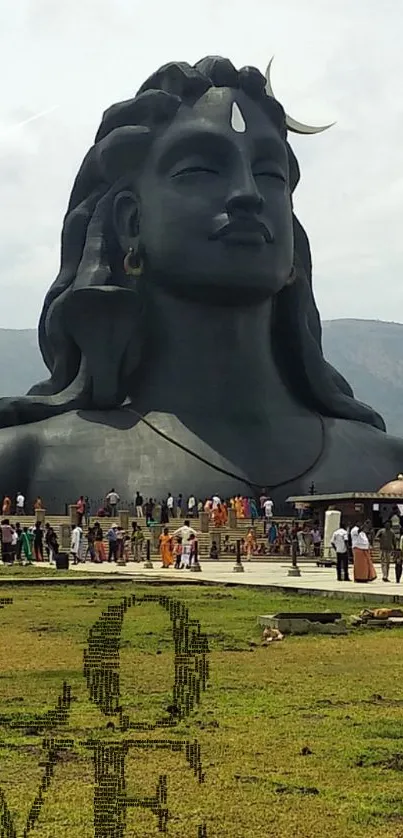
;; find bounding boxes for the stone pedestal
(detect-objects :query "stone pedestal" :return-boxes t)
[35,508,46,524]
[69,505,78,526]
[288,566,301,577]
[119,510,129,531]
[228,509,237,528]
[60,524,71,550]
[199,512,209,533]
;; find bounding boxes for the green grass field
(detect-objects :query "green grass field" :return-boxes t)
[1,582,403,837]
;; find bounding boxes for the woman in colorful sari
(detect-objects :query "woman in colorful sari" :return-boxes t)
[267,521,278,551]
[159,527,173,568]
[2,497,11,516]
[242,497,251,518]
[250,498,259,523]
[353,524,377,583]
[235,496,244,519]
[245,528,257,561]
[21,527,33,563]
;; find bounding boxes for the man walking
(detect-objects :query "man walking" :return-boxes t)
[331,524,350,581]
[107,523,119,562]
[70,524,83,565]
[106,488,120,517]
[376,521,396,582]
[167,492,174,517]
[135,491,143,518]
[16,491,25,516]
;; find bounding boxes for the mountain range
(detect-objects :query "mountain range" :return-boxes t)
[1,319,403,436]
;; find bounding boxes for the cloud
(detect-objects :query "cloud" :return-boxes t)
[1,0,402,327]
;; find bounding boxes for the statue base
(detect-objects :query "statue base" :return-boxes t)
[233,563,244,573]
[288,566,301,577]
[143,560,153,568]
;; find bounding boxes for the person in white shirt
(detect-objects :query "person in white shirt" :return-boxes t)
[173,520,197,544]
[331,526,350,581]
[70,525,83,565]
[187,495,196,518]
[263,497,274,533]
[212,495,221,510]
[167,493,174,516]
[349,524,359,549]
[352,524,377,583]
[106,489,120,517]
[16,492,25,515]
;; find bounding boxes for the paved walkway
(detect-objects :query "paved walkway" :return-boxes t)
[61,559,403,601]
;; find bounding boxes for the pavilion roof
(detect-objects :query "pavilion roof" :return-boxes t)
[286,492,403,503]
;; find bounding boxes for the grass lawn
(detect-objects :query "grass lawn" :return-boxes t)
[1,582,403,837]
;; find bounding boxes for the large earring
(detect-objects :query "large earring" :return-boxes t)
[124,246,143,277]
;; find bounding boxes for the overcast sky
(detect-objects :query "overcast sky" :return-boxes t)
[1,0,402,329]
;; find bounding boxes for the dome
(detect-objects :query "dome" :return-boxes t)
[378,475,403,494]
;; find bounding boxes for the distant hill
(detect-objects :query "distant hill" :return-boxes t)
[1,320,403,436]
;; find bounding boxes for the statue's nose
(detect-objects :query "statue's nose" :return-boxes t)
[226,187,264,217]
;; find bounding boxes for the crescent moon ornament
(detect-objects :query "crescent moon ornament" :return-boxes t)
[265,56,335,135]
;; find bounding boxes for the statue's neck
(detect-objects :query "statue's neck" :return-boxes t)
[129,286,302,421]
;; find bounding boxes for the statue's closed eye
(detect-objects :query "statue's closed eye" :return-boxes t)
[171,166,220,178]
[253,169,286,183]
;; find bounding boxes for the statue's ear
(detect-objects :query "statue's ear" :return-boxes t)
[112,191,140,256]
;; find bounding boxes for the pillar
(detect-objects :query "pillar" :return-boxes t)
[199,512,209,533]
[228,509,237,529]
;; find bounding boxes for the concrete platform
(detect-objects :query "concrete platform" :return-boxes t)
[0,559,402,601]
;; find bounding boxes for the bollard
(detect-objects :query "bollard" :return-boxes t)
[233,539,244,573]
[143,538,153,568]
[288,539,301,577]
[190,540,202,572]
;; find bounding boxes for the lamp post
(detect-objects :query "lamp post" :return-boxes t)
[143,538,153,568]
[190,540,202,572]
[288,533,301,577]
[233,539,244,573]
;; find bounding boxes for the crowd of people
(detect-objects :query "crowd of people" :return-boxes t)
[0,520,59,564]
[330,510,403,584]
[1,489,276,525]
[3,484,403,586]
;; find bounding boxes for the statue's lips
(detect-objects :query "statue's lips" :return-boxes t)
[209,218,273,246]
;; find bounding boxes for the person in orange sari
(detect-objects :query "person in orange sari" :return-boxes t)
[245,528,257,561]
[235,496,244,519]
[353,524,377,582]
[159,527,174,568]
[212,503,226,527]
[2,496,11,516]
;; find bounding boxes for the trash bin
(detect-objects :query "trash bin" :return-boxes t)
[55,552,69,570]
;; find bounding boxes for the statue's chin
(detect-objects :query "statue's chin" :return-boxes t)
[151,270,283,305]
